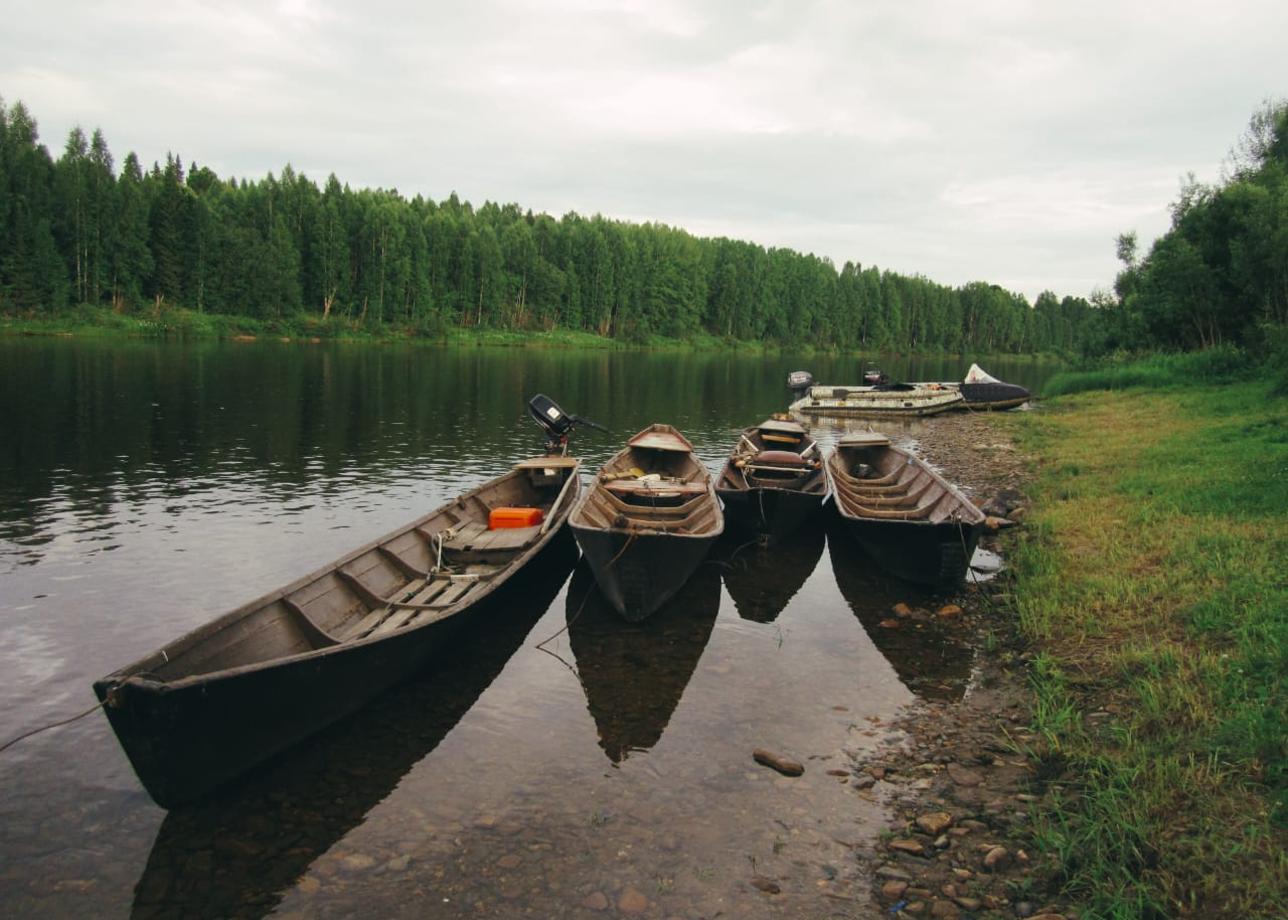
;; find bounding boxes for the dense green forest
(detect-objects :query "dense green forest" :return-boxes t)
[5,95,1284,357]
[0,95,1099,352]
[1102,100,1288,357]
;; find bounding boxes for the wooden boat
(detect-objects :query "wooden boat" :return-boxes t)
[825,431,985,584]
[716,417,826,543]
[565,561,720,763]
[94,454,582,808]
[789,381,964,417]
[131,542,575,916]
[569,424,723,620]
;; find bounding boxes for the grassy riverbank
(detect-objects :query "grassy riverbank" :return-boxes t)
[1006,370,1286,916]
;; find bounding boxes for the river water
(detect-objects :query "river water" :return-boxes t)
[0,339,1060,918]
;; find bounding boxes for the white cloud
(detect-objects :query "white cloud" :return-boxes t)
[2,0,1286,299]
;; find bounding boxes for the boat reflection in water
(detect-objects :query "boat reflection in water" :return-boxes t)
[717,525,825,624]
[565,560,721,764]
[129,535,578,920]
[826,520,974,701]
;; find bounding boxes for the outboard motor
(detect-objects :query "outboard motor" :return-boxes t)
[527,394,606,455]
[787,370,814,399]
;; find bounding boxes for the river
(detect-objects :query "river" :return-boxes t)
[0,339,1062,918]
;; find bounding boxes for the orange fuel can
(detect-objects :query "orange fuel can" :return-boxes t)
[488,507,544,529]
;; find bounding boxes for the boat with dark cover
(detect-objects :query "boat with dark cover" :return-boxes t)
[570,424,723,620]
[94,396,592,808]
[716,417,825,543]
[825,431,985,584]
[955,363,1030,410]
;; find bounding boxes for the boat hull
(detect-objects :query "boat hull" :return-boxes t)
[93,529,576,809]
[571,524,717,621]
[831,510,982,585]
[960,381,1030,410]
[790,387,964,417]
[718,486,823,543]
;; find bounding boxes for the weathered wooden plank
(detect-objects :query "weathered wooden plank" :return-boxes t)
[406,579,452,606]
[431,579,477,608]
[335,607,391,642]
[368,607,420,638]
[378,544,427,580]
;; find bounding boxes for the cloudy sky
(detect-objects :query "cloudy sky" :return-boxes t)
[3,0,1285,300]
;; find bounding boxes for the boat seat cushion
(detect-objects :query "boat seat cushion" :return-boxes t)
[751,449,809,468]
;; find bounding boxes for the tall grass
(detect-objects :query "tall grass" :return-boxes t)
[1040,346,1255,397]
[1009,384,1288,918]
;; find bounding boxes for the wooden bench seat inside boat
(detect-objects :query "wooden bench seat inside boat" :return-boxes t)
[604,478,707,507]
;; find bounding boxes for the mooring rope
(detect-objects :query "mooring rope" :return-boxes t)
[0,699,107,756]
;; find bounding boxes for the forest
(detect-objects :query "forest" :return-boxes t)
[0,95,1097,353]
[1103,100,1288,358]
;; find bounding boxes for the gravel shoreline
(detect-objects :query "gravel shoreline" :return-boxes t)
[842,409,1077,920]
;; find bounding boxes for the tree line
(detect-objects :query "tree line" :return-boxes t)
[1100,100,1288,357]
[1,94,1097,352]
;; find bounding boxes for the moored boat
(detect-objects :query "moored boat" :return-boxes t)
[569,424,723,620]
[716,417,825,543]
[790,381,964,417]
[131,542,576,917]
[955,363,1031,410]
[93,396,591,808]
[825,431,985,584]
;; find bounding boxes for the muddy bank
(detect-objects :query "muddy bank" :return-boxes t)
[840,410,1077,920]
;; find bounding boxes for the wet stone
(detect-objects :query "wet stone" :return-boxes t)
[915,812,954,835]
[889,838,927,857]
[753,748,804,776]
[946,763,982,787]
[340,853,377,872]
[881,879,909,900]
[617,887,648,914]
[982,846,1011,871]
[750,876,781,894]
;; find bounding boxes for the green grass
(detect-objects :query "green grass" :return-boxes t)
[1040,346,1258,397]
[1006,379,1288,917]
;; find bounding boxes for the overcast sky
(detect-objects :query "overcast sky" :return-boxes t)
[3,0,1285,301]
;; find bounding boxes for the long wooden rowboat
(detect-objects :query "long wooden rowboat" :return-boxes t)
[569,424,723,621]
[93,455,581,808]
[716,417,826,543]
[825,432,984,584]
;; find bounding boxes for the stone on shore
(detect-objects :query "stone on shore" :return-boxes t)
[753,748,804,776]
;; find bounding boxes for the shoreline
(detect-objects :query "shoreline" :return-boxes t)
[0,305,1066,361]
[844,380,1286,919]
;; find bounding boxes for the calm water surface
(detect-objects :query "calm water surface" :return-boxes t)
[0,340,1061,918]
